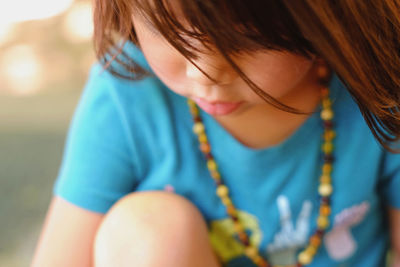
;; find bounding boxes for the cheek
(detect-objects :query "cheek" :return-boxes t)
[141,42,183,79]
[138,35,187,91]
[243,53,314,98]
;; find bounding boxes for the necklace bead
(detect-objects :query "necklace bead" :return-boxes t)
[317,215,330,229]
[320,205,331,216]
[322,163,333,174]
[211,170,221,180]
[193,122,205,134]
[298,250,313,265]
[309,235,322,247]
[207,159,217,171]
[322,142,334,153]
[200,143,211,153]
[318,183,333,197]
[324,130,336,141]
[198,133,208,143]
[216,185,229,197]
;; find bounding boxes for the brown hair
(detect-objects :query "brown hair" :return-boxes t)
[93,0,400,152]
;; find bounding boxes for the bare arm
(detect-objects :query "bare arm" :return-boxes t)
[31,196,104,267]
[389,207,400,267]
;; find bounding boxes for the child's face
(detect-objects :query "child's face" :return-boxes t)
[132,13,319,116]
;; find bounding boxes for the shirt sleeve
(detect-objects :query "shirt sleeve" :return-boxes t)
[54,64,139,213]
[380,149,400,209]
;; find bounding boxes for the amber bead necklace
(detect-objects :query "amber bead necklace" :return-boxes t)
[187,68,335,267]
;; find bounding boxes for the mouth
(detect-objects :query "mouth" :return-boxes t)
[193,97,243,116]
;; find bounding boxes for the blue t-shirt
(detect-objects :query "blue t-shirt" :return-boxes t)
[54,43,400,267]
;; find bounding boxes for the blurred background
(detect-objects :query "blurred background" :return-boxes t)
[0,0,94,265]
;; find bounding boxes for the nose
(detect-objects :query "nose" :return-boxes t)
[185,55,236,86]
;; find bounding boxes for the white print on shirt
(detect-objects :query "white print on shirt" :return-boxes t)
[324,201,370,261]
[266,195,312,265]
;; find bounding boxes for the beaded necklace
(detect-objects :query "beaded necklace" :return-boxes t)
[187,74,335,267]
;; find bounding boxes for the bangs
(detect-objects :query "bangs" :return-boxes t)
[131,0,316,58]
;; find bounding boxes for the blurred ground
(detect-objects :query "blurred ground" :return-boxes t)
[0,1,94,266]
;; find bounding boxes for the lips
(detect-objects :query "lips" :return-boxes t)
[193,97,243,116]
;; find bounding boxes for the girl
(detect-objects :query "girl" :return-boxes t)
[32,1,400,267]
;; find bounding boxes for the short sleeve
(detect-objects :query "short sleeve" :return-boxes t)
[54,64,139,213]
[380,149,400,209]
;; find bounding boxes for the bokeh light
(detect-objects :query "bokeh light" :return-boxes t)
[62,1,94,42]
[0,45,44,95]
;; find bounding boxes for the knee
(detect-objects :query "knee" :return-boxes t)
[94,191,210,266]
[97,191,207,234]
